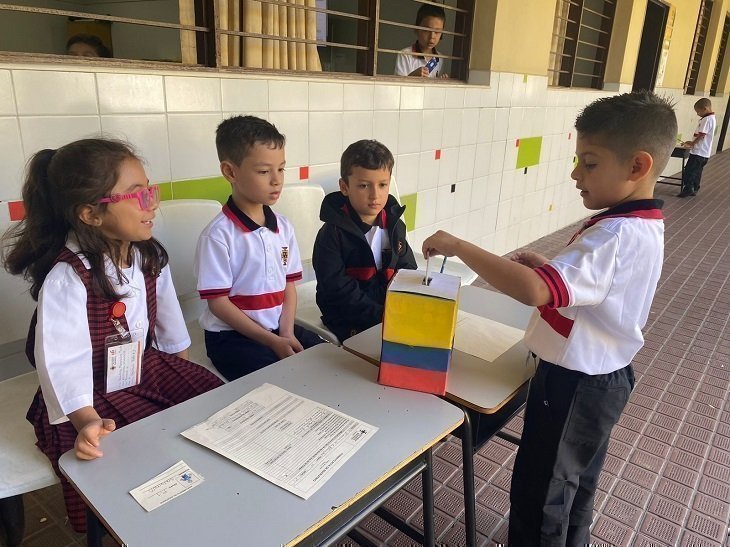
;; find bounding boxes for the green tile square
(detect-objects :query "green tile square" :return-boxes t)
[171,176,231,204]
[400,193,417,232]
[516,136,542,169]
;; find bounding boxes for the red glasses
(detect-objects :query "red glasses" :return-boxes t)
[97,185,160,211]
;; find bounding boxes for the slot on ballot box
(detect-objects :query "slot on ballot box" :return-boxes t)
[379,269,461,395]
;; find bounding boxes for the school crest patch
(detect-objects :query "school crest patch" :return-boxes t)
[281,246,289,266]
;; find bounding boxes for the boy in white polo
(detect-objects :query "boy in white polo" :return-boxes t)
[195,115,322,381]
[394,4,446,78]
[422,91,677,546]
[678,97,715,197]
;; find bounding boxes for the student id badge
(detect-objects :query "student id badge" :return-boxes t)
[105,301,143,393]
[425,57,439,74]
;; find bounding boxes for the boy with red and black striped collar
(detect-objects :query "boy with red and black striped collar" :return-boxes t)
[313,140,416,342]
[423,91,677,546]
[195,115,322,381]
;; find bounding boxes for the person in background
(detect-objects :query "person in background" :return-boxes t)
[66,34,111,58]
[394,3,448,78]
[678,97,715,197]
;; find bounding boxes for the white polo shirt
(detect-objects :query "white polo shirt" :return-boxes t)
[394,42,444,78]
[523,200,664,375]
[691,113,716,158]
[195,199,302,332]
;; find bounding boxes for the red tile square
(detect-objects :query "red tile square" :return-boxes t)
[435,149,441,160]
[8,200,25,221]
[299,165,309,180]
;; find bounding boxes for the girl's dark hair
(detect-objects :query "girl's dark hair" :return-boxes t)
[2,139,168,301]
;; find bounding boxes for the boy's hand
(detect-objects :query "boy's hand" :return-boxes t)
[422,230,460,259]
[270,336,297,359]
[511,251,548,269]
[409,66,429,77]
[75,419,116,460]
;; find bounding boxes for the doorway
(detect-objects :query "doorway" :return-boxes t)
[633,0,670,92]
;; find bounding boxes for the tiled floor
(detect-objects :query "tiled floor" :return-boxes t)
[8,152,730,546]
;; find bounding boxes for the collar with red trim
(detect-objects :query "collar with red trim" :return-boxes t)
[700,112,715,118]
[223,196,279,233]
[569,199,664,244]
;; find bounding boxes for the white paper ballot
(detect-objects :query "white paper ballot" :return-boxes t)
[129,461,204,512]
[454,310,525,362]
[181,383,378,499]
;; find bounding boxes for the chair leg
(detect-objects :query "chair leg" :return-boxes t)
[0,494,26,547]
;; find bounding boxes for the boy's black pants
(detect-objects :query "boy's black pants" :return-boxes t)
[681,153,709,194]
[509,360,634,547]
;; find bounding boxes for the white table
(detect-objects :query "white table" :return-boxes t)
[60,343,463,547]
[342,284,535,546]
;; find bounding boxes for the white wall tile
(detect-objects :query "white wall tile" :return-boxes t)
[101,115,170,183]
[400,86,424,110]
[398,110,423,155]
[437,147,458,187]
[0,71,15,115]
[395,153,419,196]
[165,76,221,112]
[464,88,482,108]
[309,82,344,111]
[477,108,494,143]
[460,109,479,145]
[452,215,467,239]
[436,184,455,221]
[474,142,491,178]
[442,112,461,148]
[467,209,484,241]
[269,111,309,167]
[493,108,509,141]
[221,78,269,112]
[309,111,343,165]
[497,72,514,107]
[0,118,25,200]
[483,203,498,235]
[343,111,373,146]
[374,85,401,110]
[418,151,438,191]
[269,80,308,111]
[457,145,476,182]
[97,74,165,114]
[496,199,512,230]
[445,87,465,109]
[415,188,437,228]
[343,83,374,111]
[486,172,502,205]
[166,113,222,180]
[470,176,488,211]
[489,141,506,174]
[308,163,340,194]
[373,110,399,156]
[14,70,97,115]
[424,86,446,109]
[507,107,523,140]
[421,109,443,151]
[19,116,101,161]
[453,180,472,216]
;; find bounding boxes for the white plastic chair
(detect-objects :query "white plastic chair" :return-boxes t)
[389,177,478,286]
[272,184,341,346]
[153,199,227,380]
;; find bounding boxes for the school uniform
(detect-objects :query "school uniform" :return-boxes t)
[509,199,663,546]
[681,111,716,195]
[195,197,322,380]
[394,41,444,77]
[312,192,416,342]
[26,244,223,533]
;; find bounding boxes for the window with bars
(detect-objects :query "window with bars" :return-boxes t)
[710,13,729,96]
[548,0,616,90]
[685,0,714,95]
[0,1,474,80]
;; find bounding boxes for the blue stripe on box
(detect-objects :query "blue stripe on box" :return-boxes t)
[380,340,451,372]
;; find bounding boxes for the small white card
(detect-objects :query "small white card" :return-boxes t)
[105,336,142,393]
[129,461,203,512]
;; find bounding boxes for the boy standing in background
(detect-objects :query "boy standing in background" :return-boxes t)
[678,97,715,197]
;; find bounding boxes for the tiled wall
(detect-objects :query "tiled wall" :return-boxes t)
[0,64,721,346]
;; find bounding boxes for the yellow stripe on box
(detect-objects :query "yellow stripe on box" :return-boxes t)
[382,292,458,349]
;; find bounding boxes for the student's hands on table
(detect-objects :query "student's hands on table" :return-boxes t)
[75,418,116,460]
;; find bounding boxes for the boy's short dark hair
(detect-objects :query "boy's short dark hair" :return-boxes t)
[340,140,395,182]
[694,97,712,110]
[415,3,446,25]
[575,90,678,176]
[215,115,285,165]
[66,34,111,57]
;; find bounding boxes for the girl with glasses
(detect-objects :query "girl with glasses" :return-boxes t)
[2,138,223,533]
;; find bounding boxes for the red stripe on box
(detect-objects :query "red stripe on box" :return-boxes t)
[8,201,25,221]
[378,362,447,395]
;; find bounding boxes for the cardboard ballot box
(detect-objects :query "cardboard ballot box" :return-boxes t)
[379,269,461,395]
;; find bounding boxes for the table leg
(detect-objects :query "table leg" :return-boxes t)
[461,410,477,547]
[421,448,435,547]
[0,494,25,547]
[86,508,104,547]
